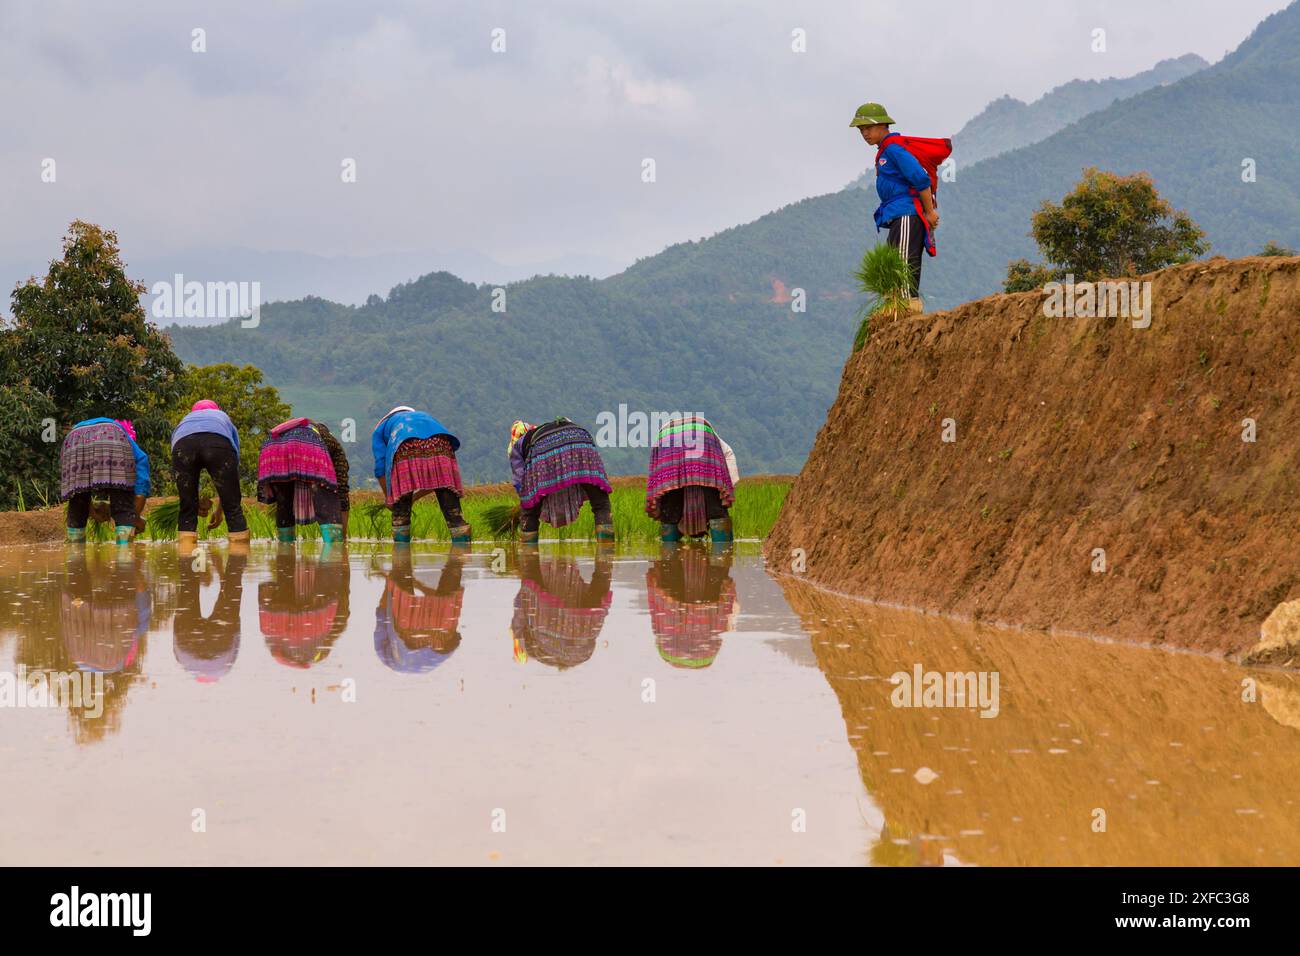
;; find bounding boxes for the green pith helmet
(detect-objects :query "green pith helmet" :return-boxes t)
[850,102,895,127]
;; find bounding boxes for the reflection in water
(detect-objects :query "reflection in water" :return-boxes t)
[510,550,612,669]
[175,549,246,681]
[374,548,464,673]
[39,550,147,742]
[779,578,1300,866]
[4,542,1297,867]
[62,551,148,674]
[260,548,350,669]
[645,545,738,669]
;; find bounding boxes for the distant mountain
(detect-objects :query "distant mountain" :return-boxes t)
[948,53,1208,166]
[169,3,1300,485]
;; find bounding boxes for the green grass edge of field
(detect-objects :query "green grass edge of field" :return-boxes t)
[78,480,791,544]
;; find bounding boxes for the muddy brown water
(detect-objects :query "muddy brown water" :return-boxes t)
[0,542,1296,866]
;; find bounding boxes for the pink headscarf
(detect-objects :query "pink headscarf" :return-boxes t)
[191,399,220,412]
[114,419,137,441]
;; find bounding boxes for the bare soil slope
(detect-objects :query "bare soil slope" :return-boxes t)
[766,256,1300,663]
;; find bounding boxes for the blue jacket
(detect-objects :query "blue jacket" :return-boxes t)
[73,417,151,495]
[170,409,241,456]
[873,133,932,230]
[372,411,459,479]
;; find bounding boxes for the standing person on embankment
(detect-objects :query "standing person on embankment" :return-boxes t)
[645,415,738,544]
[850,102,945,313]
[171,399,249,546]
[508,418,614,544]
[255,417,345,545]
[371,406,471,545]
[59,417,149,544]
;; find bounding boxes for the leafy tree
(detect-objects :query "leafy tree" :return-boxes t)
[169,363,292,493]
[1005,168,1208,288]
[1002,258,1062,293]
[1,221,185,505]
[0,382,61,508]
[1259,241,1296,257]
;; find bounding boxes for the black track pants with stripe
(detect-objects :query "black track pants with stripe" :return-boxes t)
[886,214,925,297]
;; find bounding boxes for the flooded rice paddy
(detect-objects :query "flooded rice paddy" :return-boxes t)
[1,541,1297,866]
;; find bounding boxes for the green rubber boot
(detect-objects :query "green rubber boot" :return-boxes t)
[319,523,344,544]
[276,527,296,543]
[67,527,86,544]
[660,522,682,543]
[595,523,615,543]
[115,525,135,545]
[708,517,734,544]
[449,523,472,544]
[519,529,540,545]
[393,523,412,545]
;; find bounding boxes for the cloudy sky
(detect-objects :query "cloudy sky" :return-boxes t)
[1,0,1291,302]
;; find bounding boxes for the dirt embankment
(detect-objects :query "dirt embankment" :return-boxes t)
[765,256,1300,665]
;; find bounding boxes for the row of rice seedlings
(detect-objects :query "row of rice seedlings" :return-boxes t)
[79,482,791,542]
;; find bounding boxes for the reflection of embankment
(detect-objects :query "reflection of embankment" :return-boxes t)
[780,577,1300,866]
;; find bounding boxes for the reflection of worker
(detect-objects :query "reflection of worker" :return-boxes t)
[58,549,150,740]
[374,548,465,673]
[645,546,738,669]
[259,548,350,669]
[174,548,247,681]
[510,551,612,668]
[61,550,148,673]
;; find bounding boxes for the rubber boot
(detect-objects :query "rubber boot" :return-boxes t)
[908,297,924,315]
[519,529,539,545]
[319,523,344,544]
[115,524,136,545]
[449,523,472,544]
[595,523,615,543]
[708,516,734,544]
[660,522,682,543]
[276,526,296,544]
[393,523,412,545]
[66,527,86,544]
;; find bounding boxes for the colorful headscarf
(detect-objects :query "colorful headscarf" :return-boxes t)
[114,419,137,441]
[191,399,220,412]
[508,419,536,454]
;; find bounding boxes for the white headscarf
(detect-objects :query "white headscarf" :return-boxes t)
[374,406,415,432]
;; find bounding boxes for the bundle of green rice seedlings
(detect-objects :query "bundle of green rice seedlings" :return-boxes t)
[852,242,914,351]
[481,502,522,538]
[356,501,392,539]
[145,500,180,539]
